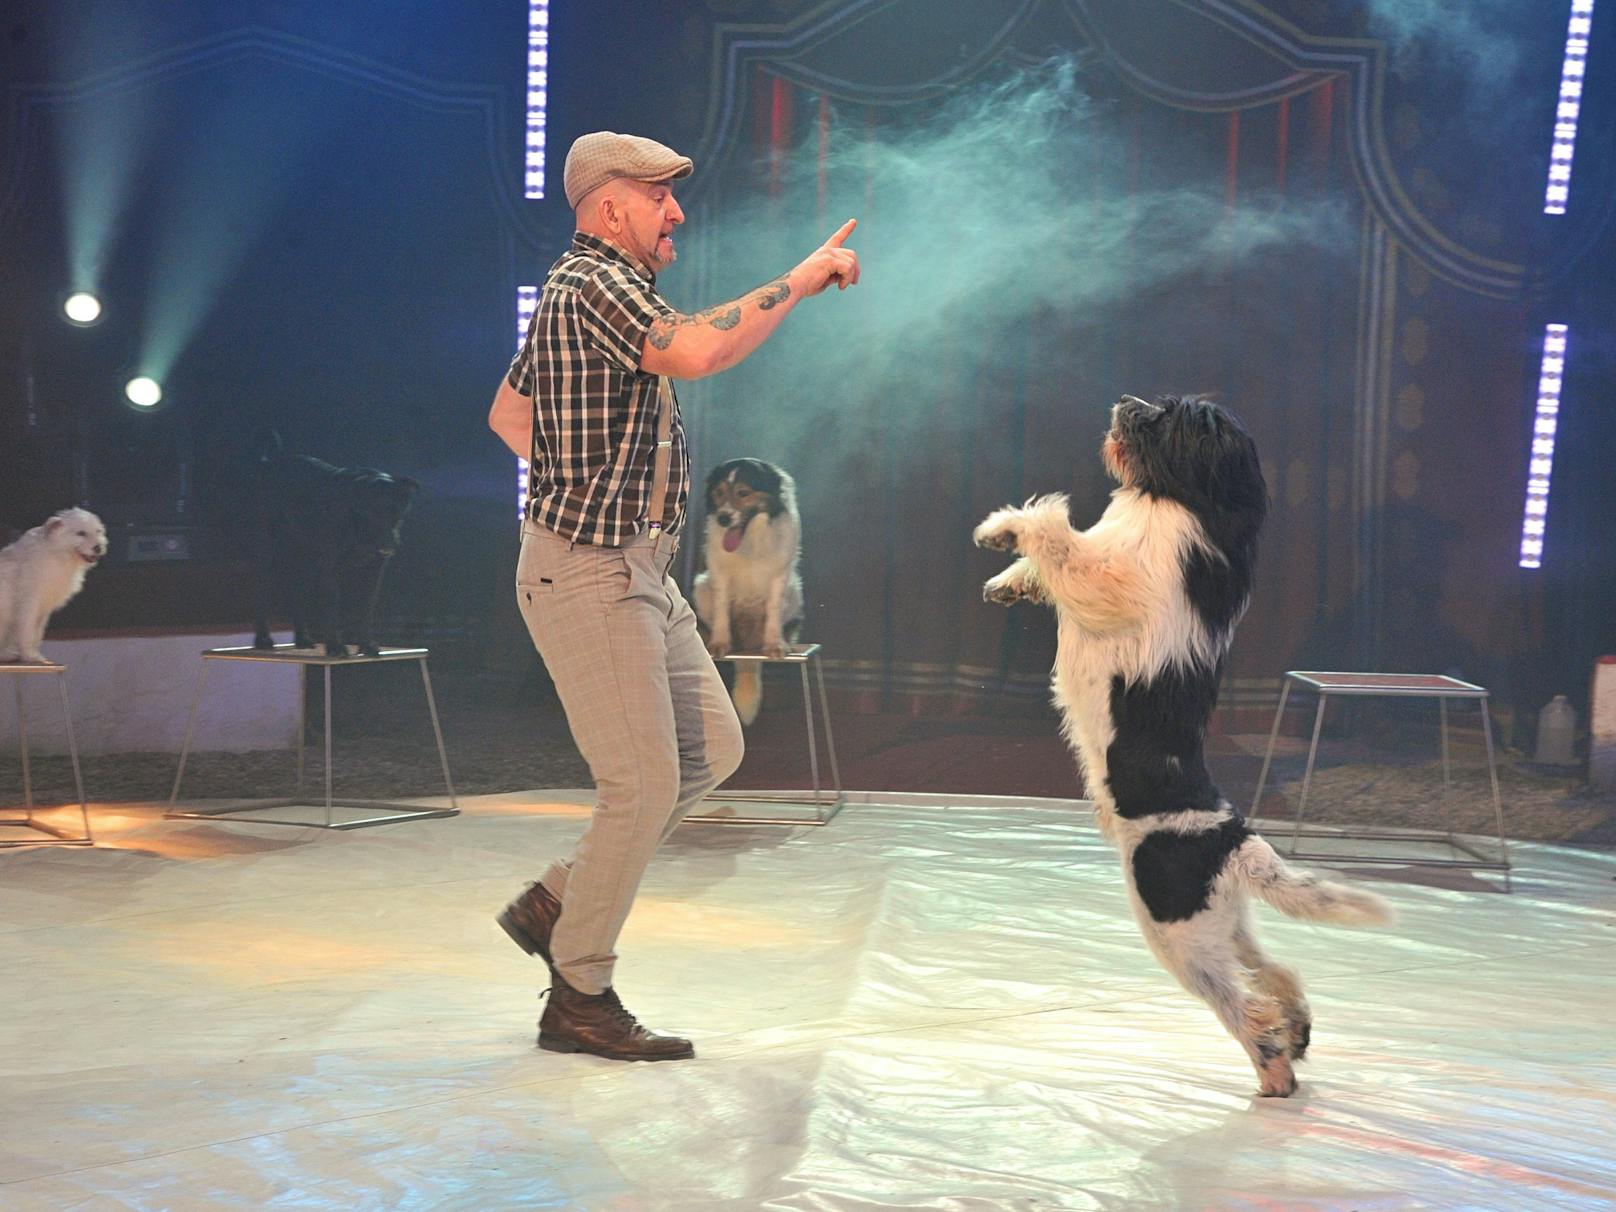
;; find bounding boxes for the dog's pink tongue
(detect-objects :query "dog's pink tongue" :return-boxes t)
[722,525,744,553]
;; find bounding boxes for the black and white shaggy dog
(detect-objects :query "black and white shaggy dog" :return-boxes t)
[974,394,1392,1098]
[692,458,803,725]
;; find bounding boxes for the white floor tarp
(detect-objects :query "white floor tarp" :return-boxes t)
[2,792,1612,1210]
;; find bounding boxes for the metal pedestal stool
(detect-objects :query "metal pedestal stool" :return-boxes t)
[1251,671,1509,878]
[165,645,458,830]
[686,643,844,826]
[2,662,93,847]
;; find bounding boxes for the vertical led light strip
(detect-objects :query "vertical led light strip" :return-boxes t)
[525,0,549,198]
[1521,2,1595,567]
[516,286,538,519]
[1544,0,1594,214]
[1518,324,1568,569]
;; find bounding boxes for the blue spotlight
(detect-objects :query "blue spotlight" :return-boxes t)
[124,376,163,409]
[63,292,103,326]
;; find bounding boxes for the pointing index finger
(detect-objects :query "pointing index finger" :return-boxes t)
[824,218,857,248]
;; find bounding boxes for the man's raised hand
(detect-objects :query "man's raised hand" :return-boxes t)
[795,218,861,297]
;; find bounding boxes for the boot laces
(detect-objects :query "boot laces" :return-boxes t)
[599,987,640,1029]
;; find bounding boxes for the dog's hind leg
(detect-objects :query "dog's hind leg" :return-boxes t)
[18,589,49,663]
[0,589,18,661]
[1159,927,1296,1097]
[1233,910,1312,1061]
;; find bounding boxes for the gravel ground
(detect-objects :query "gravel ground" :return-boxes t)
[5,668,1611,848]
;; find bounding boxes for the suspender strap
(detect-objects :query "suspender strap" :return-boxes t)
[647,376,674,530]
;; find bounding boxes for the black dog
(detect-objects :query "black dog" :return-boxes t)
[251,433,417,657]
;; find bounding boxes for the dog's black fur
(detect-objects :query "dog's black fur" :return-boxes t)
[251,433,417,657]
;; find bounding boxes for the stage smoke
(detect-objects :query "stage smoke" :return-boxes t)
[682,57,1350,451]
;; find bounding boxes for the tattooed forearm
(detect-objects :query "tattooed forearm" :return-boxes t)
[755,277,791,310]
[649,277,792,351]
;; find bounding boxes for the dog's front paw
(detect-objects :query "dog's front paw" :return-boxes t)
[972,510,1022,553]
[252,632,276,651]
[762,636,790,660]
[983,572,1027,606]
[707,636,732,659]
[324,641,350,658]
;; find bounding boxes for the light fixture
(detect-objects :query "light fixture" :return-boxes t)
[515,286,539,519]
[124,376,163,409]
[1517,324,1567,569]
[1543,0,1595,215]
[525,0,550,198]
[63,292,102,326]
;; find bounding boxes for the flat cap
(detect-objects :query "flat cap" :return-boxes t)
[563,131,694,209]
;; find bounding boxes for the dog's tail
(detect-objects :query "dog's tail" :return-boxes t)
[732,663,762,727]
[1231,833,1395,927]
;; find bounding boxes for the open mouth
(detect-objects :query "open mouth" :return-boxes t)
[81,553,101,565]
[722,520,746,553]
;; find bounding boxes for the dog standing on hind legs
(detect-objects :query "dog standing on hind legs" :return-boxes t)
[693,458,803,726]
[974,394,1393,1097]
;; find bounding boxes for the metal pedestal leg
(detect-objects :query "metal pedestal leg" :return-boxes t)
[2,664,93,847]
[1255,671,1510,879]
[1288,696,1328,854]
[1250,677,1292,816]
[164,646,458,831]
[16,678,31,816]
[419,658,459,811]
[686,643,844,826]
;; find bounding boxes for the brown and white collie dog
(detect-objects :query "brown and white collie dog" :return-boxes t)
[693,458,803,726]
[974,394,1393,1097]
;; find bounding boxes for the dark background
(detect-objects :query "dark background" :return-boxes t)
[2,0,1612,742]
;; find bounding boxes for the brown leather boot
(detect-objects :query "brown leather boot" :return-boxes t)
[538,980,695,1062]
[496,881,562,969]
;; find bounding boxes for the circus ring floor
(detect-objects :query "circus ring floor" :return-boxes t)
[2,791,1612,1210]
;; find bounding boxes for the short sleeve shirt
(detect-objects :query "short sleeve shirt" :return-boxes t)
[507,232,689,545]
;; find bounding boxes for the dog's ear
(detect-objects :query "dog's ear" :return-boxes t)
[705,461,734,503]
[740,459,786,515]
[44,515,66,535]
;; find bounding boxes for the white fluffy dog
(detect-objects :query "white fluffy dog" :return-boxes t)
[975,395,1392,1097]
[0,508,108,664]
[693,458,803,726]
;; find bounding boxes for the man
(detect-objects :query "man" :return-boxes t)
[487,130,860,1062]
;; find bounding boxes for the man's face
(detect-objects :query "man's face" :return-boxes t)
[614,179,684,272]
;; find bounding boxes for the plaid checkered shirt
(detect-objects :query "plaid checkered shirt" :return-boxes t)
[507,232,689,545]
